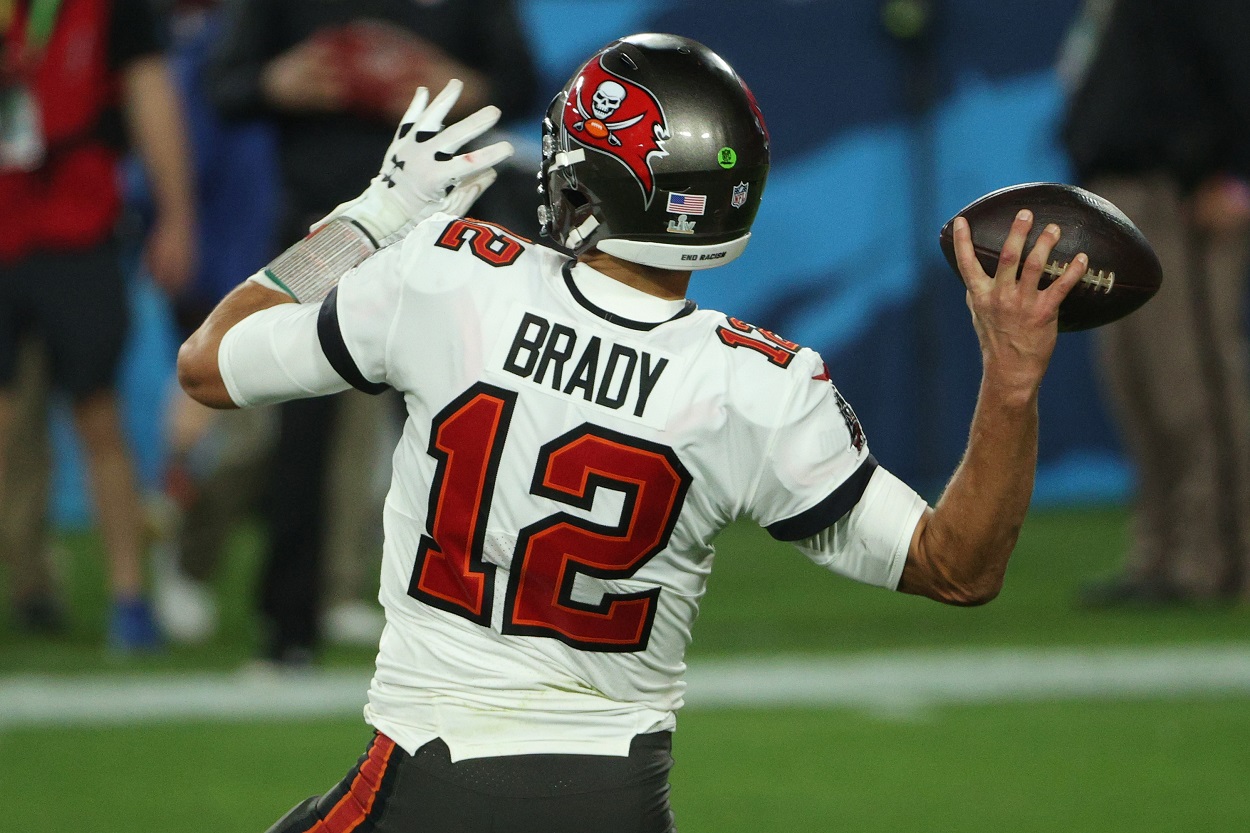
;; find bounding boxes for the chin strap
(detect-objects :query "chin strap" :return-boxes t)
[564,216,601,250]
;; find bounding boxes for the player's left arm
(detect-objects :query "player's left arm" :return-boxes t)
[178,81,512,409]
[751,350,927,591]
[898,212,1086,605]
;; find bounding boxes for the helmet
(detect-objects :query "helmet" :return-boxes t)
[538,33,770,271]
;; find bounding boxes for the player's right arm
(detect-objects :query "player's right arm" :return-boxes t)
[178,81,511,409]
[177,280,302,408]
[897,210,1087,605]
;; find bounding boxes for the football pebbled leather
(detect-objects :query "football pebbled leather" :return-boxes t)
[938,182,1162,331]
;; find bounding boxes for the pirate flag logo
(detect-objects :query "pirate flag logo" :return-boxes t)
[563,57,669,207]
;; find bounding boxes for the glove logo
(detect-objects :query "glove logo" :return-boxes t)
[563,57,669,207]
[381,155,406,189]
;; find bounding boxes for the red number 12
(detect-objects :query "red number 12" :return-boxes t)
[409,383,692,652]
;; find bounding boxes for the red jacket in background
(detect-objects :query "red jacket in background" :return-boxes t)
[1,0,123,263]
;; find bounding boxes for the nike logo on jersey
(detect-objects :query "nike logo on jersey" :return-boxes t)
[500,312,670,421]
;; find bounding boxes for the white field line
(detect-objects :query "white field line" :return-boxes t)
[3,645,1250,729]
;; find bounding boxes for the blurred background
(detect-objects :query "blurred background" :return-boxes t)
[2,1,1248,831]
[49,0,1120,523]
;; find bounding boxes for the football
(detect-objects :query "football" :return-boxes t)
[938,182,1163,331]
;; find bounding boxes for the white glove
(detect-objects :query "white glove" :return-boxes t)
[442,167,499,218]
[314,79,515,246]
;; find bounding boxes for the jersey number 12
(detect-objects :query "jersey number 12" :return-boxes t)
[408,382,692,652]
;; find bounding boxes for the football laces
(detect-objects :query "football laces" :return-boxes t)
[1044,260,1116,294]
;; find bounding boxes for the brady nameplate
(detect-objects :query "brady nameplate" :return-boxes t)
[491,310,676,429]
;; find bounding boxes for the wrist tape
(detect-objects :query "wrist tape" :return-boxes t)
[249,218,378,303]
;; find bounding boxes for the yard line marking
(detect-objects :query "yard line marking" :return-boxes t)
[3,645,1250,729]
[684,645,1250,709]
[0,667,372,729]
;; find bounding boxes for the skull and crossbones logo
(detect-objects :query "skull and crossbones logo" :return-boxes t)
[573,80,644,146]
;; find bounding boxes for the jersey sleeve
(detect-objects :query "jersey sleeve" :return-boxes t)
[217,221,438,407]
[744,350,927,588]
[218,301,351,407]
[316,225,427,394]
[793,465,928,589]
[746,350,877,539]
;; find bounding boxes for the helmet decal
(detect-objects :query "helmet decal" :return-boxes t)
[740,78,770,143]
[541,33,769,269]
[564,56,670,207]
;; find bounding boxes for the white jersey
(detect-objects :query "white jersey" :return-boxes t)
[240,214,927,761]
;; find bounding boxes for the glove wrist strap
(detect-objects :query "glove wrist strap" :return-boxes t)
[248,218,378,303]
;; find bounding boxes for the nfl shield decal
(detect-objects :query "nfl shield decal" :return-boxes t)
[563,57,670,207]
[731,182,749,209]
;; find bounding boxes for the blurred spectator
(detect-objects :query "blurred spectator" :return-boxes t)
[0,0,196,649]
[1062,0,1250,606]
[317,387,399,647]
[131,0,281,645]
[0,337,59,633]
[147,9,399,644]
[206,0,538,666]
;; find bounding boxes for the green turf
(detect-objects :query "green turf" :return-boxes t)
[3,697,1248,833]
[0,719,370,832]
[3,507,1248,674]
[0,525,379,674]
[670,699,1250,832]
[693,507,1250,656]
[3,506,1249,832]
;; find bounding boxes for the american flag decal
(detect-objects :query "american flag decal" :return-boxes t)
[667,193,707,216]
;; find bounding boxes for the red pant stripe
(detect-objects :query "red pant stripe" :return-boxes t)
[310,734,397,833]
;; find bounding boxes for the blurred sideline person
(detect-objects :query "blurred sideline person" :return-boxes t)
[318,387,398,644]
[206,0,537,666]
[178,36,1090,832]
[135,1,386,648]
[0,337,59,632]
[1063,0,1250,606]
[0,0,196,649]
[129,0,282,644]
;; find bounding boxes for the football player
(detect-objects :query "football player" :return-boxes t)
[178,33,1088,833]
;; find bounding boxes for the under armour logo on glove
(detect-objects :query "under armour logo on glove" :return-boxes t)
[382,155,406,188]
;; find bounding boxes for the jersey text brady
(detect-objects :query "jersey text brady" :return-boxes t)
[501,312,669,420]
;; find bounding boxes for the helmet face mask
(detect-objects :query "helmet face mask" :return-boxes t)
[538,33,770,271]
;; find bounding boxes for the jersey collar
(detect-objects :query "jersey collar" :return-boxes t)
[562,261,697,331]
